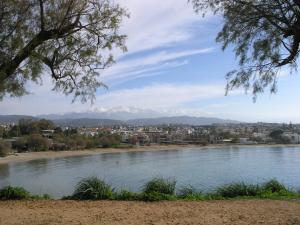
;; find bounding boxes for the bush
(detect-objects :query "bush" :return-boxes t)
[141,192,177,202]
[0,186,30,200]
[13,137,28,152]
[262,179,287,193]
[216,182,261,198]
[98,134,121,148]
[143,178,176,195]
[71,177,113,200]
[0,140,11,157]
[114,190,140,201]
[177,186,204,200]
[177,185,196,198]
[27,134,50,151]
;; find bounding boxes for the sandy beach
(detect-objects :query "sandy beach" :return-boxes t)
[0,145,193,165]
[0,199,299,225]
[1,144,300,165]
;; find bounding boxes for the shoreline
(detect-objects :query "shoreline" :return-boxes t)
[1,143,300,165]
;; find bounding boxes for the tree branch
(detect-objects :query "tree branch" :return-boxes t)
[39,0,45,31]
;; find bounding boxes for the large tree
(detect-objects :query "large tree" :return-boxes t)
[192,0,300,99]
[0,0,127,102]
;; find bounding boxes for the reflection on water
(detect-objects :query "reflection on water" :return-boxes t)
[0,146,300,199]
[0,164,9,177]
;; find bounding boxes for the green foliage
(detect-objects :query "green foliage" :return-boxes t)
[26,134,50,152]
[0,140,11,157]
[214,180,298,199]
[8,125,21,137]
[18,119,54,136]
[0,0,128,102]
[71,177,113,200]
[1,178,299,202]
[98,134,121,148]
[192,1,300,99]
[13,136,28,152]
[269,130,290,144]
[114,190,140,201]
[269,130,284,140]
[177,186,204,200]
[262,179,287,193]
[0,186,30,200]
[141,192,177,202]
[0,186,51,200]
[216,183,262,198]
[143,178,176,195]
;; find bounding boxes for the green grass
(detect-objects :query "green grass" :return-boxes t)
[0,186,51,200]
[0,186,30,200]
[70,177,113,200]
[213,179,299,199]
[215,183,262,198]
[113,190,141,201]
[141,192,177,201]
[1,178,300,202]
[143,178,176,195]
[177,186,205,200]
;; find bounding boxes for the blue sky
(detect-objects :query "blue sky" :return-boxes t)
[1,0,300,123]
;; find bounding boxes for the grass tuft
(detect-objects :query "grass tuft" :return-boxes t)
[216,182,261,198]
[114,190,140,201]
[177,186,205,200]
[143,178,176,195]
[261,179,287,193]
[0,186,30,200]
[71,177,113,200]
[141,192,177,202]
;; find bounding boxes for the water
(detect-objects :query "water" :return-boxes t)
[0,146,300,198]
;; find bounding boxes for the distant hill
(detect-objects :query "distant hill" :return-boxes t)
[0,115,37,124]
[0,114,240,127]
[127,116,240,126]
[39,107,164,121]
[53,118,125,127]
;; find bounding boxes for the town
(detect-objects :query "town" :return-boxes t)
[1,118,300,156]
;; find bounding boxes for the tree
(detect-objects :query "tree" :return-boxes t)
[8,125,21,137]
[0,0,128,102]
[192,0,300,99]
[0,140,11,157]
[269,129,284,140]
[37,119,55,130]
[13,136,28,152]
[27,134,50,151]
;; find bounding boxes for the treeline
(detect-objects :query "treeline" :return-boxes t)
[0,119,122,157]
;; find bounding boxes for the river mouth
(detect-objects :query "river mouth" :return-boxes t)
[0,146,300,199]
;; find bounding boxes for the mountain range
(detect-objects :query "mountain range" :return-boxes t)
[0,113,240,127]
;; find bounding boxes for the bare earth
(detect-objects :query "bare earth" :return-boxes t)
[0,200,300,225]
[1,144,300,165]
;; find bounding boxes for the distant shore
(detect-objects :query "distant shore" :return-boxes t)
[1,144,300,165]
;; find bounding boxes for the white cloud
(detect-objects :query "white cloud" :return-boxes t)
[0,83,229,115]
[117,0,206,55]
[102,48,214,83]
[97,0,214,84]
[96,83,227,109]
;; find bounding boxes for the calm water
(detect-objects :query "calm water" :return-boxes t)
[0,146,300,198]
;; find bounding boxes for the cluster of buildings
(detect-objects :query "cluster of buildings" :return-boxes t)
[2,121,300,147]
[76,122,300,146]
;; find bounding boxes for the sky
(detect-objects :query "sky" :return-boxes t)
[1,0,300,123]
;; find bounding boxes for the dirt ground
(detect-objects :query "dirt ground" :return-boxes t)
[0,200,300,225]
